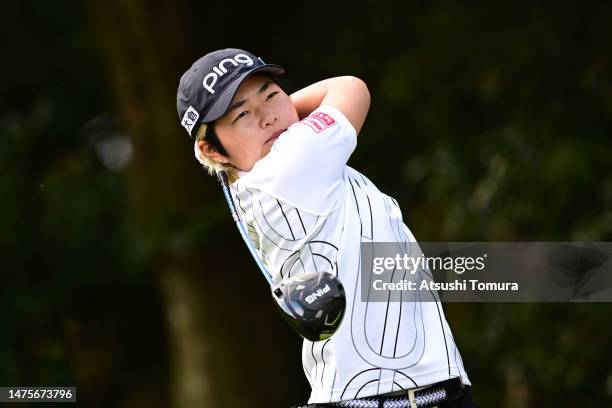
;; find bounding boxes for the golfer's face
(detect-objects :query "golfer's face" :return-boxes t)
[214,74,298,171]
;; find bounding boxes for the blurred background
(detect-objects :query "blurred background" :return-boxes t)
[1,1,611,407]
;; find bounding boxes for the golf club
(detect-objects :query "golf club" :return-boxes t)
[217,169,346,342]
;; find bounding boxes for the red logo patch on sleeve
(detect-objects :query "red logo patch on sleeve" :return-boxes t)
[311,112,336,126]
[298,111,337,133]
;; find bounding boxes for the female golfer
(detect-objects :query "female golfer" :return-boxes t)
[177,48,475,408]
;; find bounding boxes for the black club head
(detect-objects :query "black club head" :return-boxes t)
[271,271,346,342]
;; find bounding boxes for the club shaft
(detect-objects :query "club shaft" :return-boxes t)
[217,170,273,285]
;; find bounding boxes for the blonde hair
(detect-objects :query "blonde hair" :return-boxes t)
[193,124,239,183]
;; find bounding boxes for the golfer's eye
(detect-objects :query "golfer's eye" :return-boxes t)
[267,91,279,100]
[233,111,248,123]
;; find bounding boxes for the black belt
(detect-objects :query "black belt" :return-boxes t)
[329,378,463,408]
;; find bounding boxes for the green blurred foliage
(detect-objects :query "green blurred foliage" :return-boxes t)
[1,0,611,407]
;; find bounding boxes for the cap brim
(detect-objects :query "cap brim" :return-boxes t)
[201,64,285,123]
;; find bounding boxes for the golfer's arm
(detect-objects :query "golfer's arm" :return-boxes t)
[290,76,370,135]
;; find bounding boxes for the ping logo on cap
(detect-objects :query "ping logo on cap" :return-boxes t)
[181,106,200,136]
[202,53,254,95]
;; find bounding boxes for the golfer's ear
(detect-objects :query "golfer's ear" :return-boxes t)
[198,140,224,162]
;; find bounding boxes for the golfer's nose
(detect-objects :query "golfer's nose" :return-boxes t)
[261,107,277,128]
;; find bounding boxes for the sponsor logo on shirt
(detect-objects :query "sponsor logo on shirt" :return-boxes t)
[311,112,336,126]
[299,111,337,133]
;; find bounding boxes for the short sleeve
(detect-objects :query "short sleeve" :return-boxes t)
[235,105,357,215]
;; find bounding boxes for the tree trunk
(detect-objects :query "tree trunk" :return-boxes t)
[90,1,216,406]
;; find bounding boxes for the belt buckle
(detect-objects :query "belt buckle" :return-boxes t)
[407,385,427,408]
[408,377,463,408]
[407,388,418,408]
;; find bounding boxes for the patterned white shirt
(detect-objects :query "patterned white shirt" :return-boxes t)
[231,105,470,404]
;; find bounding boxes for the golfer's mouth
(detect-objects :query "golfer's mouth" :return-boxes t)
[265,129,285,143]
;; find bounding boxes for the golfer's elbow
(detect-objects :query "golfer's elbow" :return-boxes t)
[324,76,370,135]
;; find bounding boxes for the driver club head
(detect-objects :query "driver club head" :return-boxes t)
[271,271,346,342]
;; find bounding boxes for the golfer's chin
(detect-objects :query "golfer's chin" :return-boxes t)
[259,144,274,160]
[237,146,274,172]
[236,157,262,173]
